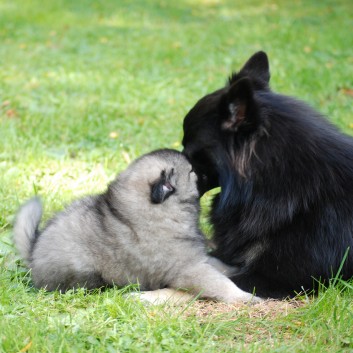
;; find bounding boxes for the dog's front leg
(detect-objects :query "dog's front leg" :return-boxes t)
[171,262,262,304]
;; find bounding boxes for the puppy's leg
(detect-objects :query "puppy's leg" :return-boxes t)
[206,256,240,277]
[129,288,195,305]
[171,262,262,304]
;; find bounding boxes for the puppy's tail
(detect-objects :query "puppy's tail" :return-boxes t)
[13,197,43,265]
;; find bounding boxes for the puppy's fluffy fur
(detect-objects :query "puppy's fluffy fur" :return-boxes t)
[13,149,259,303]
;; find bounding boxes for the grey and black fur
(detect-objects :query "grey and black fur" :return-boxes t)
[13,149,259,304]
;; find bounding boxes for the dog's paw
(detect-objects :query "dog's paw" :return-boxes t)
[124,288,194,305]
[123,291,153,305]
[236,293,263,305]
[248,295,263,304]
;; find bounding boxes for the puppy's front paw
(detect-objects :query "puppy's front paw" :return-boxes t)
[237,293,263,304]
[125,288,194,305]
[124,291,159,305]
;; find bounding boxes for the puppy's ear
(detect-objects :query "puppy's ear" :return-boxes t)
[238,51,270,84]
[220,77,258,132]
[151,172,175,204]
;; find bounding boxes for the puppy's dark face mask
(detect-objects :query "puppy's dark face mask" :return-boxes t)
[150,169,175,204]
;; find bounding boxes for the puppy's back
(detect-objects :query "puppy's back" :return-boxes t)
[30,196,109,290]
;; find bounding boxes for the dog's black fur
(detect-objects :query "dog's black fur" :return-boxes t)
[182,51,353,298]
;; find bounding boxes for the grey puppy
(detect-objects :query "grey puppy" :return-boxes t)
[13,149,260,304]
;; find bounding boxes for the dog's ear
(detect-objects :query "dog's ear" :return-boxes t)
[238,51,270,84]
[220,77,258,132]
[150,171,175,204]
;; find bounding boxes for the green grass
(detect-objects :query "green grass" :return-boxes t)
[1,0,353,351]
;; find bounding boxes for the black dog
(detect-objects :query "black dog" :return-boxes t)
[182,51,353,298]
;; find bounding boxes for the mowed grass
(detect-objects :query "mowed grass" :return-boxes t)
[1,0,353,352]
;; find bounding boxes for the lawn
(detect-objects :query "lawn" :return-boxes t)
[1,0,353,352]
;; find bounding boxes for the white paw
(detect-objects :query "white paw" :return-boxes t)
[122,292,157,306]
[125,288,194,305]
[237,293,263,304]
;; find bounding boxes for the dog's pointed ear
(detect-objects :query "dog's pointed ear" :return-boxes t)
[239,51,270,84]
[220,78,258,132]
[151,172,175,204]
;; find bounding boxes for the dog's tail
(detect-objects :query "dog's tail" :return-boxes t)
[13,197,43,265]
